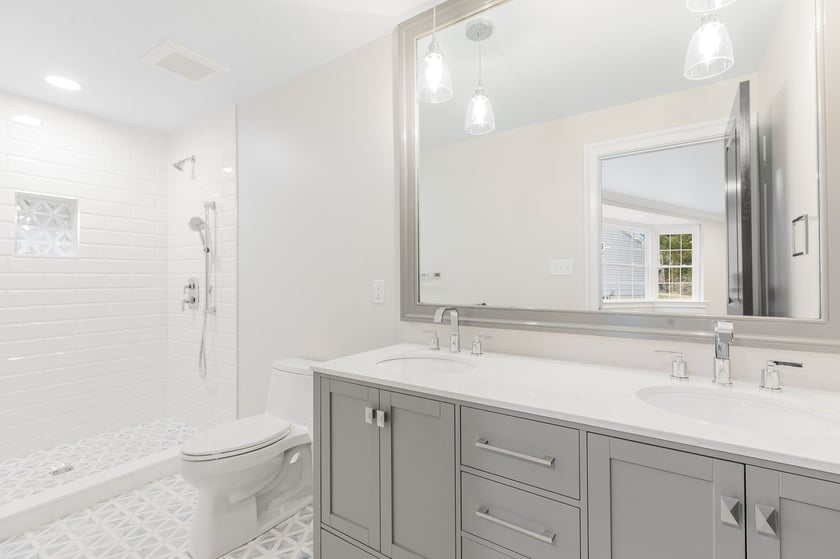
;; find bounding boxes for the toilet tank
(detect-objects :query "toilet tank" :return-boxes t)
[266,357,318,435]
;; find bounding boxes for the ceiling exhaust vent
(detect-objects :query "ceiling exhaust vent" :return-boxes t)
[141,40,229,83]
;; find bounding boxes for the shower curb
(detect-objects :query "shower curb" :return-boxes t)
[0,448,180,541]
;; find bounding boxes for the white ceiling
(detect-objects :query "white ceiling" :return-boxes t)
[419,0,786,147]
[601,141,726,216]
[0,0,433,131]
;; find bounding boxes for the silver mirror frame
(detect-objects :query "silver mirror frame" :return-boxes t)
[397,0,839,352]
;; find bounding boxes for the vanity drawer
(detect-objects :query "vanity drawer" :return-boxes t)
[461,472,581,559]
[461,406,580,498]
[462,536,518,559]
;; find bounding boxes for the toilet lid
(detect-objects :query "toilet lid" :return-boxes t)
[181,415,293,458]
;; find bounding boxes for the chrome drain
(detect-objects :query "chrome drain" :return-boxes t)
[49,463,74,476]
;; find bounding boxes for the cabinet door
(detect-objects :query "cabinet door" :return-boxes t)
[380,391,456,559]
[747,466,840,558]
[320,378,381,550]
[588,435,745,559]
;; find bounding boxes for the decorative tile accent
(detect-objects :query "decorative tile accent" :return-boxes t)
[15,192,79,257]
[0,419,197,506]
[0,476,313,558]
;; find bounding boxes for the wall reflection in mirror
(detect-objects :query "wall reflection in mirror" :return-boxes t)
[416,0,820,318]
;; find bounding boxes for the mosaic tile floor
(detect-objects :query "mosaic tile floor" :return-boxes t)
[0,475,313,558]
[0,418,197,506]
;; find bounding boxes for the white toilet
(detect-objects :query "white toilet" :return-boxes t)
[180,358,317,559]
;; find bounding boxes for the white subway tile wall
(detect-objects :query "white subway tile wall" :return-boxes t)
[0,92,169,460]
[0,93,238,460]
[166,107,237,429]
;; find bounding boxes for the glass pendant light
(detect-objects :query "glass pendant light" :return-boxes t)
[684,12,735,80]
[417,2,453,104]
[686,0,737,13]
[465,20,495,135]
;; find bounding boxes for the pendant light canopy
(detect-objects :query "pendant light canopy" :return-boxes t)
[464,20,495,135]
[686,0,737,13]
[684,12,735,80]
[417,2,453,104]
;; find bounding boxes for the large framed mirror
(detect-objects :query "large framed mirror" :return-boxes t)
[397,0,840,350]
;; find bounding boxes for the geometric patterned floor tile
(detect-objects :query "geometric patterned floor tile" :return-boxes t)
[0,475,313,558]
[0,418,197,506]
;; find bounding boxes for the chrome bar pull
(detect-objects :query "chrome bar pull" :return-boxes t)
[376,409,387,429]
[475,507,556,544]
[475,438,555,467]
[364,407,374,425]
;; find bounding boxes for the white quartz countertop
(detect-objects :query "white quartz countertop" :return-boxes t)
[313,343,840,476]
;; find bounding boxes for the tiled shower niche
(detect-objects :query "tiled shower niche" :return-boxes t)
[15,192,79,257]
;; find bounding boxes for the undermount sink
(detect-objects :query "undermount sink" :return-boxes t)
[376,353,477,374]
[637,386,840,437]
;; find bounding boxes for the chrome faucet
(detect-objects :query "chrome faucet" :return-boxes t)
[760,360,803,392]
[433,307,460,353]
[713,320,734,386]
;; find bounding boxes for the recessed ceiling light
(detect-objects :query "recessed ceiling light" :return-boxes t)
[11,114,42,127]
[45,75,82,91]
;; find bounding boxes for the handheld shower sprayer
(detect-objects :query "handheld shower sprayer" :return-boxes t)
[186,202,216,380]
[188,216,207,251]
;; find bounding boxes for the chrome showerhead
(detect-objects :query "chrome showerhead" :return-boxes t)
[173,155,196,179]
[189,216,207,249]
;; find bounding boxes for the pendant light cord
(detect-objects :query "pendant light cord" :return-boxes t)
[478,37,483,87]
[432,2,438,41]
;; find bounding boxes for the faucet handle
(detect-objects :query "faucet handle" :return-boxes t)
[760,360,803,392]
[471,335,492,356]
[655,350,688,381]
[422,330,440,351]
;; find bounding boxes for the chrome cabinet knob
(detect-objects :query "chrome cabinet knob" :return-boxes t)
[755,504,779,537]
[720,495,742,527]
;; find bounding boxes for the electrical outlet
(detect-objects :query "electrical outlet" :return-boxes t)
[550,258,574,276]
[373,280,386,304]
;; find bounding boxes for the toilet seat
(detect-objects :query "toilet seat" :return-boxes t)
[181,415,293,462]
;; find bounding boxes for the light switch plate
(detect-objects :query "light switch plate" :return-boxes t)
[373,279,386,304]
[550,259,573,276]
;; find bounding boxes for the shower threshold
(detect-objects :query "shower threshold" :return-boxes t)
[0,418,196,540]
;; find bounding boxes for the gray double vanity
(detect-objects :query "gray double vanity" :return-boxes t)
[312,344,840,559]
[314,0,840,555]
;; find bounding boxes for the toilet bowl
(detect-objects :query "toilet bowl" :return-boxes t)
[180,358,317,559]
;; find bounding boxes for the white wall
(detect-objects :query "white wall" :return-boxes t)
[237,36,399,417]
[0,92,168,459]
[166,107,238,429]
